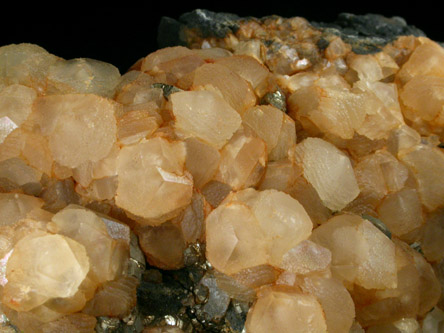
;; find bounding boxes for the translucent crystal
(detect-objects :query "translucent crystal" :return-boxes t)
[47,58,121,97]
[245,287,328,333]
[0,43,59,92]
[396,39,444,85]
[117,109,161,145]
[173,191,207,244]
[288,78,366,139]
[422,307,444,333]
[191,63,257,114]
[206,188,312,274]
[0,193,43,227]
[422,209,444,262]
[141,46,195,74]
[184,137,220,189]
[301,276,355,333]
[52,205,127,283]
[116,137,193,224]
[401,75,444,123]
[243,105,296,160]
[171,90,241,149]
[311,214,397,289]
[34,94,117,168]
[268,113,297,160]
[377,188,424,238]
[137,222,187,270]
[366,318,420,333]
[213,271,256,303]
[243,105,285,152]
[82,276,138,317]
[231,265,279,290]
[279,240,332,274]
[2,232,89,311]
[288,176,332,226]
[205,199,269,274]
[0,84,36,143]
[237,189,313,267]
[353,238,428,326]
[399,144,444,211]
[258,158,302,192]
[215,126,267,190]
[0,115,17,145]
[387,125,421,156]
[294,137,360,211]
[348,54,385,82]
[215,55,270,96]
[0,157,42,187]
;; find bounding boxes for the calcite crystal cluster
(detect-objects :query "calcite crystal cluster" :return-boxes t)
[1,10,444,333]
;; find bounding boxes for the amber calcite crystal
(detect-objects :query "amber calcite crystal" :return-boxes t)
[1,9,444,333]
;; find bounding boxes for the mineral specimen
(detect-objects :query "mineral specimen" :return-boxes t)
[1,9,444,333]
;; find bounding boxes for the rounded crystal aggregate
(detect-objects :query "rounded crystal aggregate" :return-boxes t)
[0,18,444,333]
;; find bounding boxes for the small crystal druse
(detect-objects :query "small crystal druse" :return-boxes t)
[1,10,444,333]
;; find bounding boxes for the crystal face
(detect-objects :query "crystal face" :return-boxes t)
[1,10,444,333]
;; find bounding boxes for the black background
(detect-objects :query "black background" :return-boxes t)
[1,4,440,74]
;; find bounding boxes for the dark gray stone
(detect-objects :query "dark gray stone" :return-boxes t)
[179,9,241,39]
[311,13,426,54]
[137,273,190,318]
[158,9,241,48]
[157,16,185,48]
[158,10,427,55]
[224,301,248,333]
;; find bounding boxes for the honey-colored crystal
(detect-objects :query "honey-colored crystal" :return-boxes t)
[422,209,444,262]
[191,63,257,114]
[294,137,360,211]
[396,39,444,84]
[215,55,270,96]
[115,137,193,223]
[2,232,89,311]
[243,105,296,160]
[0,43,59,92]
[51,205,127,283]
[377,188,424,238]
[137,222,187,270]
[398,144,444,211]
[0,193,43,227]
[245,287,328,333]
[34,94,117,168]
[82,276,138,317]
[0,84,36,144]
[401,75,444,122]
[301,276,355,333]
[311,214,397,289]
[214,126,267,190]
[46,58,121,97]
[206,188,312,274]
[353,238,440,326]
[205,198,269,274]
[171,90,242,149]
[184,137,221,189]
[279,240,331,274]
